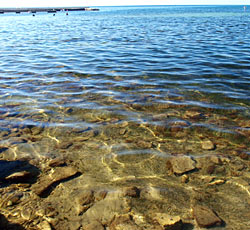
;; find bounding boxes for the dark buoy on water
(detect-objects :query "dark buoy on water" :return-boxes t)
[32,14,35,16]
[53,14,55,16]
[66,12,68,15]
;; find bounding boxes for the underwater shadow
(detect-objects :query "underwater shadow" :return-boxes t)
[0,160,40,187]
[0,213,26,230]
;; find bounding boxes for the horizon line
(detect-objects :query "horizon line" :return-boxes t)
[0,4,248,8]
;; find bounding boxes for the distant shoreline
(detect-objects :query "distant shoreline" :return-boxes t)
[0,7,99,14]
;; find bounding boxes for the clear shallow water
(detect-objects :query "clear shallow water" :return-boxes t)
[0,5,250,229]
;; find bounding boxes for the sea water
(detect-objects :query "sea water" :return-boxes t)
[0,5,249,229]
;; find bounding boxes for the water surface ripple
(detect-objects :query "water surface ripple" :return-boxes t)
[0,5,250,229]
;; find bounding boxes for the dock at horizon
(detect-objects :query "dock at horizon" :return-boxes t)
[0,7,99,14]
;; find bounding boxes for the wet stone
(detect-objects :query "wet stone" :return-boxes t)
[76,130,97,141]
[169,155,196,174]
[193,205,222,228]
[5,171,32,181]
[21,207,34,220]
[6,192,23,206]
[57,141,73,149]
[205,164,216,174]
[77,190,94,206]
[32,166,79,196]
[110,214,140,230]
[137,140,152,149]
[119,128,127,135]
[83,221,105,230]
[39,220,52,230]
[31,126,44,135]
[123,186,140,198]
[184,110,203,119]
[201,140,216,150]
[153,213,182,230]
[95,190,108,201]
[48,158,66,167]
[168,120,190,127]
[180,174,189,183]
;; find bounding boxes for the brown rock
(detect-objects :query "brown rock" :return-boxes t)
[5,171,31,181]
[193,205,222,227]
[77,190,94,206]
[110,214,140,230]
[32,166,79,196]
[169,155,196,174]
[205,164,216,174]
[123,186,140,198]
[48,158,66,167]
[153,213,182,230]
[39,220,52,230]
[95,190,108,201]
[119,128,127,135]
[202,140,216,150]
[180,174,189,183]
[31,126,43,135]
[83,221,104,230]
[137,140,152,149]
[184,110,202,119]
[57,141,73,149]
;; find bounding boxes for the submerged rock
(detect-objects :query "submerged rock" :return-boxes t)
[193,205,222,228]
[169,155,196,174]
[201,140,216,150]
[32,166,79,197]
[123,186,140,198]
[48,158,66,167]
[110,214,140,230]
[5,171,32,182]
[83,221,105,230]
[153,213,182,230]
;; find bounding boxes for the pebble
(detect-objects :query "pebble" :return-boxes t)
[201,140,216,150]
[153,213,182,230]
[193,205,222,228]
[208,179,226,186]
[180,174,189,183]
[169,155,196,174]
